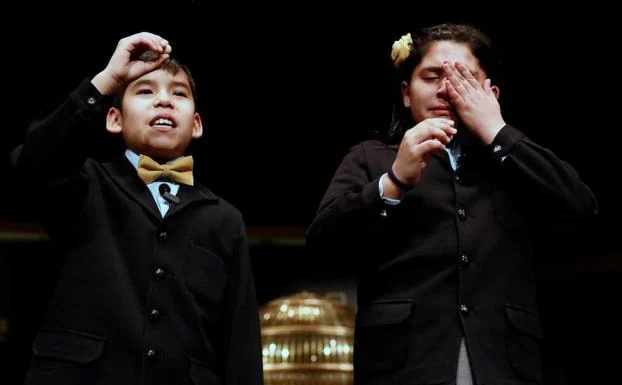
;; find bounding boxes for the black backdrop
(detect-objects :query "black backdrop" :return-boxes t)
[1,4,620,384]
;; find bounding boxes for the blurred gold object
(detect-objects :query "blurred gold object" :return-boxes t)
[259,291,355,385]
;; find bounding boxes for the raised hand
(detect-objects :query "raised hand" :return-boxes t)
[391,117,456,188]
[92,32,171,96]
[443,61,505,145]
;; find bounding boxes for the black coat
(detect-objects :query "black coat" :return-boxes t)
[306,126,597,385]
[12,80,263,385]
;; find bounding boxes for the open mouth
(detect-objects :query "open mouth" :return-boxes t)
[150,116,177,130]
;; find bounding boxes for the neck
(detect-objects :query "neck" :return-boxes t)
[129,148,186,163]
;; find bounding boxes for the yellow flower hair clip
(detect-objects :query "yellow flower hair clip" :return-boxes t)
[391,33,413,68]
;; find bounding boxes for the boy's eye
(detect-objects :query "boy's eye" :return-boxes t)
[173,90,188,97]
[137,89,153,94]
[423,76,440,80]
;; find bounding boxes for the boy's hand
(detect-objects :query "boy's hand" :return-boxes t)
[92,32,171,96]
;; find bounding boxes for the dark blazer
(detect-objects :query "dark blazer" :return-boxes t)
[12,80,263,385]
[306,127,597,385]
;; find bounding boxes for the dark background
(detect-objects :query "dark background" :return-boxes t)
[1,4,620,384]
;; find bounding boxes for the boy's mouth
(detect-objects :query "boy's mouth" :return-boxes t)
[150,115,177,130]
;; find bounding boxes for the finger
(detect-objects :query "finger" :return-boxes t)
[135,32,169,52]
[427,117,455,127]
[455,62,480,89]
[453,64,472,92]
[123,38,159,59]
[443,62,464,90]
[445,80,463,106]
[409,118,455,143]
[126,33,170,60]
[414,125,453,145]
[431,118,457,136]
[430,125,455,144]
[417,139,446,158]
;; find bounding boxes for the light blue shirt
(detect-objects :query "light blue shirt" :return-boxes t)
[125,149,180,217]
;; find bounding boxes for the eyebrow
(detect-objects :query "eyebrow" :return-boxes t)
[129,79,155,90]
[169,81,191,91]
[129,79,191,91]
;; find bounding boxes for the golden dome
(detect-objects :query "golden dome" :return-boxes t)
[259,291,355,385]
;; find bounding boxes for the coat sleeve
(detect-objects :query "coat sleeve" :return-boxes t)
[10,79,113,236]
[490,125,598,230]
[11,79,111,183]
[306,142,391,255]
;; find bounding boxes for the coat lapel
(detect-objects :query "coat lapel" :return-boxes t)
[102,155,162,222]
[433,149,451,170]
[165,183,219,219]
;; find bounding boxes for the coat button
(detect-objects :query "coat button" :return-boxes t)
[154,267,166,280]
[455,174,462,183]
[149,309,161,320]
[457,208,467,220]
[379,209,387,217]
[146,349,156,360]
[460,254,470,266]
[158,231,169,242]
[459,304,470,315]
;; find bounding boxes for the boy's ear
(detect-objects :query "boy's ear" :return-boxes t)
[191,112,203,139]
[106,107,123,134]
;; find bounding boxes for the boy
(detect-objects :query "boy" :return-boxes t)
[12,32,263,385]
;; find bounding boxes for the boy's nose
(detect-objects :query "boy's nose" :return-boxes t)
[154,91,173,107]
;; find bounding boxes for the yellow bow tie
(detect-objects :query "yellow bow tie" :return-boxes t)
[137,155,194,186]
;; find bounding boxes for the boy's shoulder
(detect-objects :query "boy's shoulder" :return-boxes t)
[192,182,242,217]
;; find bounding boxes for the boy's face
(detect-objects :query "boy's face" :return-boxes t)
[106,68,202,160]
[402,41,497,126]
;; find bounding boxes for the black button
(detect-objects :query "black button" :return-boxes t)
[159,183,171,196]
[455,174,462,183]
[146,349,156,360]
[460,254,470,266]
[158,232,169,242]
[154,267,166,280]
[457,208,467,220]
[149,309,161,320]
[459,304,469,315]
